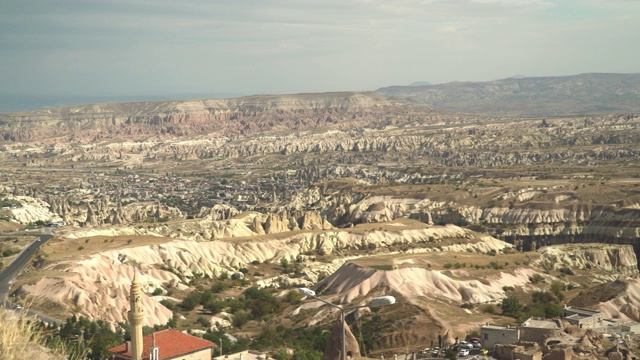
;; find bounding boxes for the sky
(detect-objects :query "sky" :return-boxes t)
[1,0,639,99]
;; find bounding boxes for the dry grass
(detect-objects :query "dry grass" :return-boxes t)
[39,234,174,262]
[0,221,23,231]
[0,304,87,360]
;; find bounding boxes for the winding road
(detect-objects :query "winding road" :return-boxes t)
[0,229,62,325]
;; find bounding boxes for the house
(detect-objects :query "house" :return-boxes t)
[480,324,520,349]
[109,329,215,360]
[562,305,602,329]
[520,318,563,343]
[620,322,640,333]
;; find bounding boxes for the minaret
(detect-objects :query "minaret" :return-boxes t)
[128,271,144,360]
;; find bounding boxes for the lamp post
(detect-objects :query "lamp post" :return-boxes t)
[299,288,396,360]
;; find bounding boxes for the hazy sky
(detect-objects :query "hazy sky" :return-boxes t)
[1,0,639,98]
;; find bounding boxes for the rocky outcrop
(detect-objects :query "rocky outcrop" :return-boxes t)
[41,193,183,227]
[22,222,509,327]
[2,195,61,224]
[316,261,533,306]
[301,192,640,259]
[321,318,361,360]
[533,244,638,274]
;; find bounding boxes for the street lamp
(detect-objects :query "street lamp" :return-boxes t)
[299,288,396,360]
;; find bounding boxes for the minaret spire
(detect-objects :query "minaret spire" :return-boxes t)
[128,269,144,360]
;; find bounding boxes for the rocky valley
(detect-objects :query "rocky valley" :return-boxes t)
[2,74,640,359]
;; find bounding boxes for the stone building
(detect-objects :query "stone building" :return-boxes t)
[520,318,563,343]
[562,305,602,329]
[480,324,520,350]
[620,322,640,334]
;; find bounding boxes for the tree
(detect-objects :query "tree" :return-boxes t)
[550,281,565,300]
[531,291,555,304]
[58,316,124,360]
[280,258,290,272]
[272,347,291,360]
[501,296,521,317]
[180,292,201,311]
[204,328,249,355]
[293,348,322,360]
[233,310,251,328]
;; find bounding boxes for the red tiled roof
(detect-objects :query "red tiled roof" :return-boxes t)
[109,329,214,359]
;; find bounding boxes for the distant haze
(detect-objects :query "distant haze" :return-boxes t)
[0,92,243,114]
[1,0,639,111]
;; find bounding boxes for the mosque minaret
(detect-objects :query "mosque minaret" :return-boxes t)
[128,271,144,360]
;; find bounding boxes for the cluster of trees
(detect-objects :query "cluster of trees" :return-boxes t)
[236,324,326,360]
[46,311,327,360]
[55,316,124,360]
[169,284,301,328]
[501,290,564,322]
[50,315,176,360]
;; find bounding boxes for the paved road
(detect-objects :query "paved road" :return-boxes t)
[0,230,53,308]
[0,230,63,326]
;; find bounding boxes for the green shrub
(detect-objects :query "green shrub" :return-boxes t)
[152,288,164,296]
[196,317,210,328]
[160,299,175,310]
[2,249,18,257]
[529,274,545,284]
[233,310,251,328]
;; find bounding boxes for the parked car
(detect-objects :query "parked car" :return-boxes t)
[471,340,482,348]
[431,347,440,356]
[458,341,474,349]
[458,349,470,357]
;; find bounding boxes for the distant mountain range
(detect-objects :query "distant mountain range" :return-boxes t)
[3,73,639,117]
[377,73,640,117]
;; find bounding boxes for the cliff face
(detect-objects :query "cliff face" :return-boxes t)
[292,192,640,258]
[0,92,407,143]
